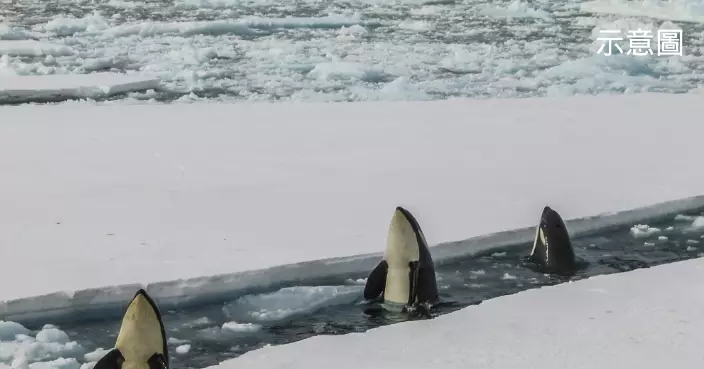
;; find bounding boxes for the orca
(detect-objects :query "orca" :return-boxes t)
[528,205,577,276]
[93,289,169,369]
[363,206,439,317]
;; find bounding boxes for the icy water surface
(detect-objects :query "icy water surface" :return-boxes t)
[1,0,703,103]
[13,208,701,369]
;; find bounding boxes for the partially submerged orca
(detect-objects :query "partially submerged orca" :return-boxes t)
[94,289,169,369]
[363,206,439,317]
[528,206,578,276]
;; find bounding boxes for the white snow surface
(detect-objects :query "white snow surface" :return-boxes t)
[0,73,160,103]
[212,256,704,369]
[1,93,704,321]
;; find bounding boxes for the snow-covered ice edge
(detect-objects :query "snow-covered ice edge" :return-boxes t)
[0,73,161,104]
[3,195,703,325]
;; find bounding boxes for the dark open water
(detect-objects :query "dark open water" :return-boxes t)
[28,207,701,369]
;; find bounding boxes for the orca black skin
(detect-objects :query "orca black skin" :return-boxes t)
[93,289,169,369]
[364,206,439,317]
[529,206,577,276]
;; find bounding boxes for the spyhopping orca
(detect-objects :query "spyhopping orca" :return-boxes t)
[363,206,439,317]
[529,206,577,276]
[94,289,169,369]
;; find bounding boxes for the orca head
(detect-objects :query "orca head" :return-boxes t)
[379,206,438,309]
[384,206,426,268]
[530,206,577,275]
[94,289,169,369]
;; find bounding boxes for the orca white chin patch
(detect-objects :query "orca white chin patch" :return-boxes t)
[115,290,168,369]
[383,207,425,306]
[530,225,541,256]
[384,207,421,266]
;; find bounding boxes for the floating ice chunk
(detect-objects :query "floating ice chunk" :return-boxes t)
[398,20,433,32]
[375,77,432,101]
[28,358,79,369]
[0,321,30,341]
[581,0,704,23]
[42,13,110,36]
[196,322,261,340]
[686,239,699,245]
[0,41,73,57]
[14,334,32,341]
[175,345,191,354]
[630,224,661,238]
[658,236,668,241]
[78,363,95,369]
[0,24,32,40]
[501,273,517,280]
[183,317,213,328]
[675,214,695,221]
[687,246,698,251]
[165,46,218,67]
[337,25,367,40]
[689,216,704,230]
[0,327,83,363]
[102,20,255,38]
[665,226,674,231]
[479,0,552,20]
[221,322,262,333]
[644,242,656,247]
[102,15,372,39]
[411,5,444,16]
[470,270,486,275]
[175,0,244,8]
[36,327,70,344]
[439,44,492,74]
[223,285,362,323]
[307,62,388,82]
[106,0,143,9]
[11,351,29,369]
[0,73,160,104]
[83,348,109,362]
[167,337,190,345]
[575,16,599,27]
[491,252,507,258]
[344,278,367,285]
[81,56,132,72]
[240,14,369,29]
[338,25,367,36]
[0,65,15,77]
